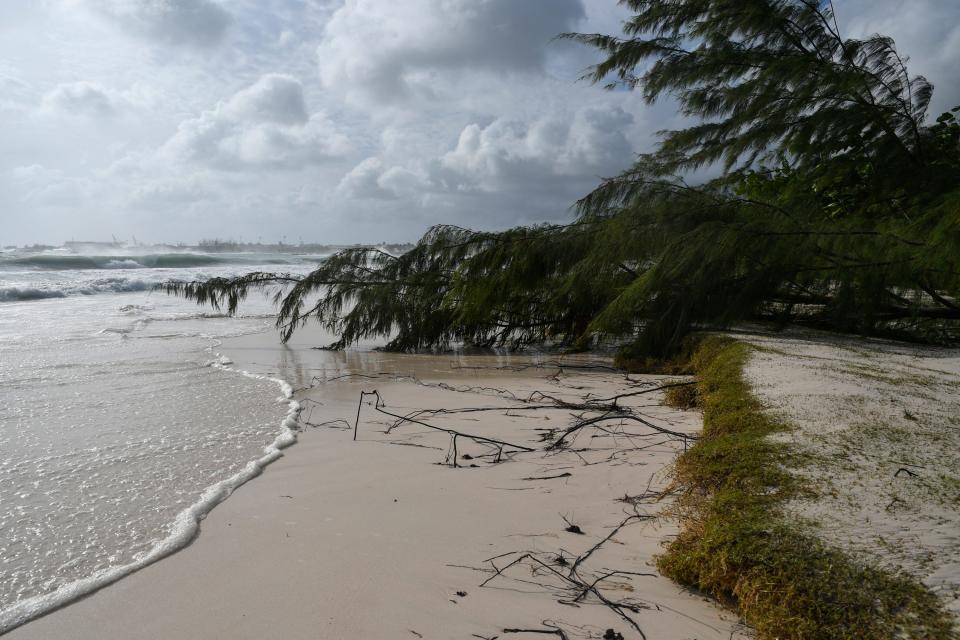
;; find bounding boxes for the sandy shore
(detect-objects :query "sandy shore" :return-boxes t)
[740,329,960,617]
[6,329,748,639]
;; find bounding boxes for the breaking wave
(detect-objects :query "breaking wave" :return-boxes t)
[6,254,226,270]
[0,278,152,302]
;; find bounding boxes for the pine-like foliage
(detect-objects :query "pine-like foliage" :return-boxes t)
[163,222,632,351]
[163,0,960,355]
[564,0,933,171]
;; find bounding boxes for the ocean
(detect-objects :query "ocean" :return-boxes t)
[0,248,319,632]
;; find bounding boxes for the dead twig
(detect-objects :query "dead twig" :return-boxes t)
[479,509,662,639]
[522,473,573,481]
[354,390,534,467]
[567,514,652,580]
[503,624,569,639]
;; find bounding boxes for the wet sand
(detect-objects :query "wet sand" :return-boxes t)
[7,329,748,639]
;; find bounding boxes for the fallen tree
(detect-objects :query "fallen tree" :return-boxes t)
[163,0,960,359]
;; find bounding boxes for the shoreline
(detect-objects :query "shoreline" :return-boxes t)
[6,329,748,639]
[0,335,302,635]
[7,326,958,638]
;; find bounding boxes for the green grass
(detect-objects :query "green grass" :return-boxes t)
[655,336,957,639]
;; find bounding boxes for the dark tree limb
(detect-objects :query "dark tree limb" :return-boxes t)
[353,390,534,467]
[503,625,570,640]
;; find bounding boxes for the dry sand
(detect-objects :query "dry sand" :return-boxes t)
[739,328,960,617]
[7,330,749,639]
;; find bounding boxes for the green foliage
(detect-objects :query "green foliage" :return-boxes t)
[164,224,632,350]
[563,0,934,173]
[657,337,957,639]
[164,0,960,357]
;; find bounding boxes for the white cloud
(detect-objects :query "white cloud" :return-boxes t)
[378,165,424,194]
[11,164,94,206]
[221,74,308,125]
[338,157,426,200]
[335,105,636,229]
[317,0,586,103]
[436,106,634,192]
[128,175,217,207]
[338,158,398,200]
[162,74,350,170]
[39,81,124,118]
[81,0,232,49]
[277,29,297,48]
[11,165,46,180]
[3,0,956,246]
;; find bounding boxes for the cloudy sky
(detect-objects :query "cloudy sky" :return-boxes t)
[1,0,958,246]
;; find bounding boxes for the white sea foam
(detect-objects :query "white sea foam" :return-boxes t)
[0,365,301,635]
[118,304,154,313]
[0,252,321,632]
[103,259,143,269]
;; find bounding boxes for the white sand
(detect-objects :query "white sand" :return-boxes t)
[739,328,960,616]
[7,331,749,639]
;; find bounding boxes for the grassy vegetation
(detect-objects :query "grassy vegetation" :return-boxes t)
[655,335,957,640]
[663,383,699,410]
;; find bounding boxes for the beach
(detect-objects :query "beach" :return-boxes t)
[739,330,960,615]
[5,0,958,635]
[5,328,749,639]
[5,286,958,638]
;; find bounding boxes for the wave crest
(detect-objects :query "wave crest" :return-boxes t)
[6,254,226,270]
[0,279,151,302]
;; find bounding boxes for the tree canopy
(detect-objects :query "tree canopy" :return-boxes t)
[164,0,960,357]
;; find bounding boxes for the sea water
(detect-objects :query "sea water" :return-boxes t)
[0,249,319,632]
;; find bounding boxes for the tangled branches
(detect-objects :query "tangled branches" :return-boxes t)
[350,378,696,468]
[475,512,658,640]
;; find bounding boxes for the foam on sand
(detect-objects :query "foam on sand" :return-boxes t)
[0,366,301,635]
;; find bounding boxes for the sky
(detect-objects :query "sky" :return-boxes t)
[1,0,958,247]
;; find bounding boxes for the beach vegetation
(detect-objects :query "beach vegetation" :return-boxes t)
[657,335,957,639]
[662,382,699,410]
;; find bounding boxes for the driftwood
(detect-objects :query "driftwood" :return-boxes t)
[299,398,355,430]
[522,472,573,481]
[547,412,693,452]
[342,375,695,465]
[449,361,622,373]
[353,390,535,467]
[307,363,693,637]
[503,624,570,639]
[476,511,657,640]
